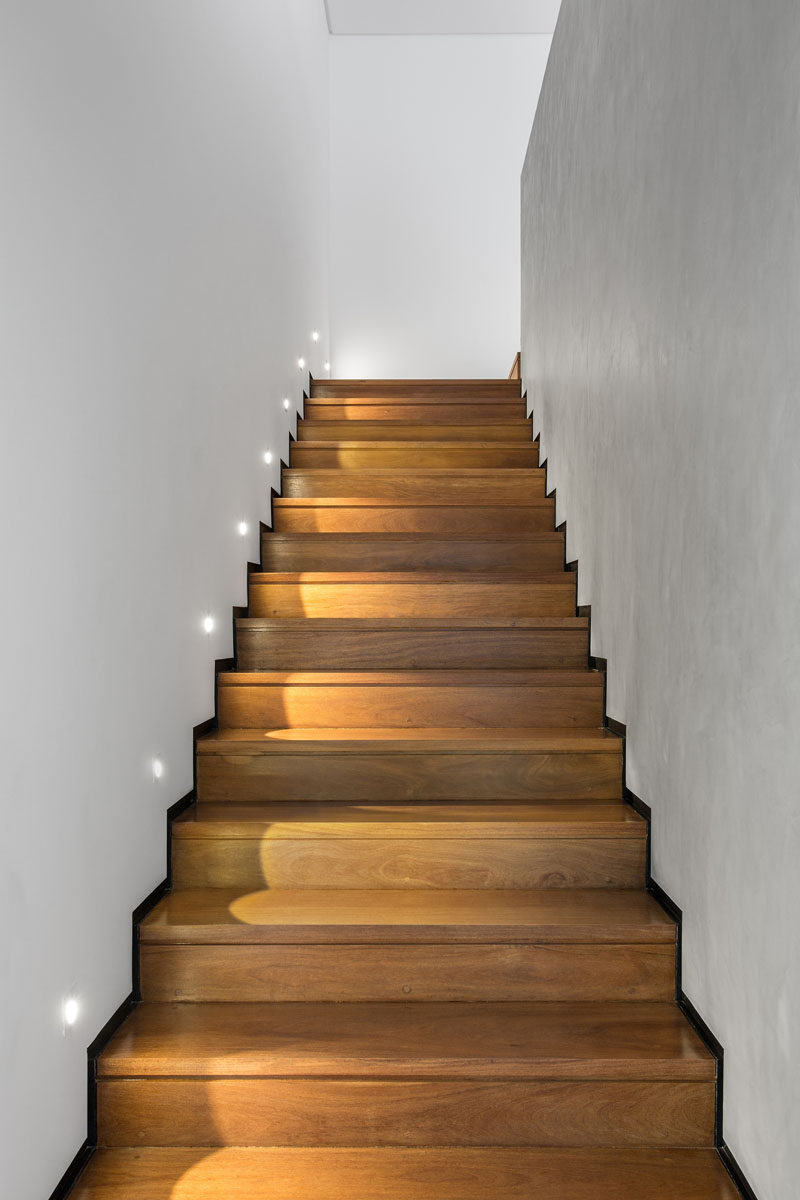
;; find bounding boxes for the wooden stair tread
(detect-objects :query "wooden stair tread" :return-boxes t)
[311,379,521,395]
[300,418,533,425]
[248,571,570,583]
[70,1147,741,1200]
[78,375,723,1185]
[174,801,647,839]
[261,531,563,542]
[197,727,619,752]
[237,616,587,630]
[293,440,538,449]
[273,495,553,507]
[139,887,673,943]
[282,467,539,476]
[218,670,599,687]
[99,1001,713,1080]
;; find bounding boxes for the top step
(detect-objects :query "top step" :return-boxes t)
[311,380,521,400]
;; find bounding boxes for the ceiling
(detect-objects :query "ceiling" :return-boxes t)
[324,0,561,36]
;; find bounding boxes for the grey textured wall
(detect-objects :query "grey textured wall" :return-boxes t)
[521,4,800,1197]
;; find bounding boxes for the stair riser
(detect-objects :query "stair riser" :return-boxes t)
[236,627,589,670]
[248,581,576,619]
[311,383,521,399]
[197,750,622,802]
[272,504,555,533]
[304,402,527,420]
[297,422,534,442]
[98,1079,714,1148]
[140,943,673,1003]
[260,537,565,573]
[290,447,540,469]
[171,836,644,890]
[281,473,545,500]
[217,683,601,729]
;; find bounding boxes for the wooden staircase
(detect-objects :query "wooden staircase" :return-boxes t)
[73,378,739,1197]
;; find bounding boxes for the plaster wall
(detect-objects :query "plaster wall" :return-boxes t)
[521,4,800,1196]
[330,34,551,378]
[0,3,329,1194]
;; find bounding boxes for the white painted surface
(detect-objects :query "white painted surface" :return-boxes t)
[327,0,560,36]
[522,3,800,1196]
[0,2,329,1195]
[330,35,551,378]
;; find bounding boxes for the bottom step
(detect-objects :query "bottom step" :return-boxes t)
[72,1147,740,1199]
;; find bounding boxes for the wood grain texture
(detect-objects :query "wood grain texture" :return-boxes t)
[289,443,540,469]
[303,400,527,420]
[247,575,576,618]
[272,499,556,533]
[87,373,720,1191]
[297,420,534,442]
[139,887,673,945]
[195,726,621,802]
[310,380,522,399]
[70,1147,743,1200]
[99,1002,713,1079]
[235,617,589,669]
[172,834,644,890]
[216,670,603,730]
[173,800,647,839]
[280,468,545,500]
[259,532,566,572]
[140,941,674,1003]
[98,1077,714,1148]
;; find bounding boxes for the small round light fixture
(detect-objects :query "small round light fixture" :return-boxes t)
[202,615,215,635]
[237,521,248,537]
[311,331,320,343]
[283,398,291,411]
[297,357,306,369]
[152,758,164,781]
[264,449,273,464]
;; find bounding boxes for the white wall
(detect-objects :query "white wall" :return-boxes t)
[522,4,800,1197]
[0,2,329,1196]
[330,35,551,378]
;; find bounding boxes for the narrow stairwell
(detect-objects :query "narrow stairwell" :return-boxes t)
[72,376,740,1198]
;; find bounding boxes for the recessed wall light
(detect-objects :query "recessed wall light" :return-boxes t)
[152,758,164,781]
[323,361,331,372]
[237,521,248,537]
[63,997,79,1030]
[283,398,291,411]
[297,357,306,369]
[203,615,215,635]
[311,331,320,343]
[264,449,273,464]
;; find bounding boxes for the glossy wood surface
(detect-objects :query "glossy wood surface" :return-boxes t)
[101,1001,713,1079]
[139,886,673,944]
[272,498,556,533]
[297,419,534,441]
[98,1077,714,1148]
[216,669,603,729]
[235,617,589,669]
[280,467,545,499]
[85,375,724,1197]
[259,532,566,572]
[72,1147,742,1200]
[247,574,576,618]
[140,941,674,1003]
